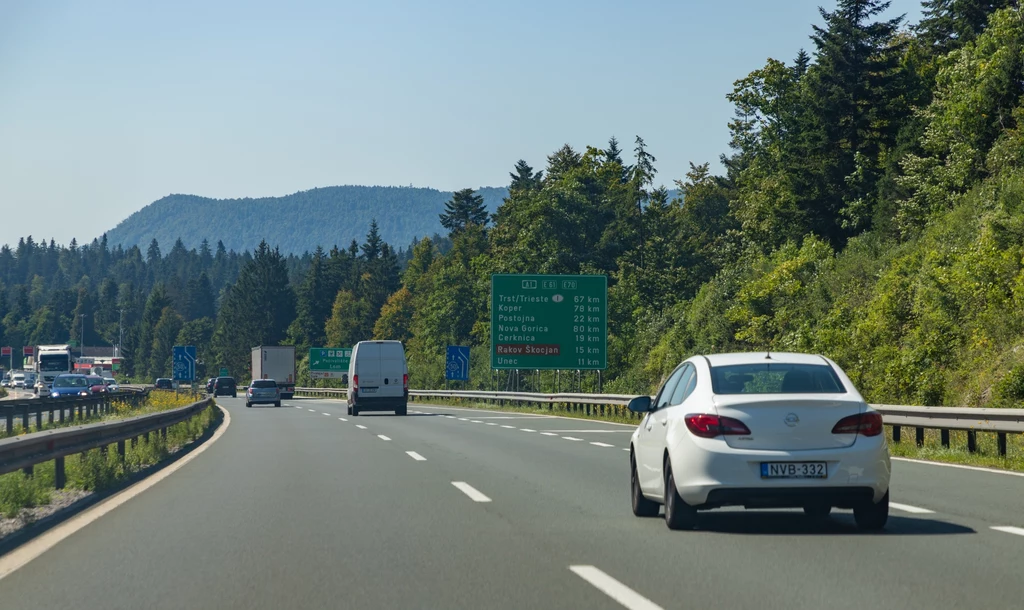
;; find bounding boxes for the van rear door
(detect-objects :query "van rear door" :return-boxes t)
[355,343,382,395]
[378,342,406,399]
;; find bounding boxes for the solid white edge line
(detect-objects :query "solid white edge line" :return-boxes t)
[0,404,232,582]
[355,424,367,430]
[569,565,664,610]
[377,435,391,441]
[892,456,1024,478]
[890,502,935,514]
[451,481,492,503]
[991,526,1024,536]
[590,442,614,448]
[406,451,426,461]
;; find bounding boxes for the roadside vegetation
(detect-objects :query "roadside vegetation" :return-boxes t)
[0,402,220,521]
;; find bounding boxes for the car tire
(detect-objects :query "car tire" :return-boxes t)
[352,405,360,416]
[347,405,352,416]
[663,461,697,530]
[275,401,281,408]
[245,402,251,408]
[631,453,659,518]
[803,504,832,519]
[854,490,889,531]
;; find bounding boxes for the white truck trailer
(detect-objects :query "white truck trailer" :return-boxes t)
[251,346,296,399]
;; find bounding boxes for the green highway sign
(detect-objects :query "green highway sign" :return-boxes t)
[219,368,229,377]
[309,347,352,379]
[490,274,607,370]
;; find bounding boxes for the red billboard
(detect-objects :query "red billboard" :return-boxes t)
[0,347,10,356]
[22,346,33,356]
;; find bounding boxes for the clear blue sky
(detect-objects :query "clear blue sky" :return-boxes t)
[0,0,923,249]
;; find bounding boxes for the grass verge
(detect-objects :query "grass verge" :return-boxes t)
[0,403,221,521]
[404,396,1024,473]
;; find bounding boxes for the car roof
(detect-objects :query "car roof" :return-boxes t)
[700,352,832,367]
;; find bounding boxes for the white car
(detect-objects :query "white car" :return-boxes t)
[628,352,890,531]
[103,377,120,392]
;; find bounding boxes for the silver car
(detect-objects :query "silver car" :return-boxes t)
[245,379,281,408]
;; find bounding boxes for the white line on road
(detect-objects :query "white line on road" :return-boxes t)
[540,432,559,436]
[890,502,935,514]
[322,412,332,416]
[623,448,630,451]
[451,481,492,503]
[569,565,664,610]
[500,425,516,429]
[457,418,468,421]
[338,417,348,421]
[543,429,632,433]
[355,425,367,430]
[406,451,426,461]
[308,409,316,412]
[294,406,303,409]
[590,442,615,448]
[520,428,536,432]
[486,422,499,426]
[892,456,1024,477]
[377,435,391,441]
[471,420,483,423]
[562,437,584,441]
[992,526,1024,537]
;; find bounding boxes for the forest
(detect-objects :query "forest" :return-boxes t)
[3,0,1024,409]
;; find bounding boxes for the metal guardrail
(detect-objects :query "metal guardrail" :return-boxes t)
[0,396,215,488]
[0,389,151,437]
[294,387,1024,456]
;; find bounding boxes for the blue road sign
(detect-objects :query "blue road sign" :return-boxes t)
[445,345,470,381]
[172,345,197,382]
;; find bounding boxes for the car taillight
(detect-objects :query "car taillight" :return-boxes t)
[832,412,883,437]
[352,375,358,389]
[684,414,751,438]
[403,374,408,389]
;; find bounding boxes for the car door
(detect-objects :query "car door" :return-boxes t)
[636,364,687,494]
[645,364,695,498]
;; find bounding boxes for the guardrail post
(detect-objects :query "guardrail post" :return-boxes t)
[117,439,126,460]
[940,429,949,447]
[5,411,12,436]
[161,427,167,439]
[144,431,150,443]
[22,404,30,431]
[59,406,65,423]
[892,425,901,443]
[35,408,43,431]
[967,430,977,453]
[55,457,66,489]
[915,427,924,447]
[997,433,1007,457]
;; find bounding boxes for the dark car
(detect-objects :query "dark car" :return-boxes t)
[213,377,237,398]
[85,375,107,394]
[155,378,173,390]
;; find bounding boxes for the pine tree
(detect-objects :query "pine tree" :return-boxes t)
[917,0,1014,53]
[361,221,382,260]
[508,160,543,193]
[185,272,216,320]
[439,189,489,234]
[288,246,333,348]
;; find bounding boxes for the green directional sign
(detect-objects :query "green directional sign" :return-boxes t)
[490,274,607,370]
[309,347,352,379]
[219,368,229,377]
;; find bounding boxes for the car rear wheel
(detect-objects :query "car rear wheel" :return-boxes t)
[854,490,889,531]
[275,401,281,408]
[245,402,251,408]
[664,462,697,530]
[803,504,832,519]
[630,454,659,517]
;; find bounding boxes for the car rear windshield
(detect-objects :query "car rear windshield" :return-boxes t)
[217,378,235,385]
[53,376,87,388]
[252,380,277,388]
[710,363,846,394]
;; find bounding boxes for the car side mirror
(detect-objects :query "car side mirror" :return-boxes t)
[627,396,652,413]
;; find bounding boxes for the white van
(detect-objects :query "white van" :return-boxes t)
[11,372,26,389]
[347,341,408,416]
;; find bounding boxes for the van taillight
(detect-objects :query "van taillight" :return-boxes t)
[352,375,358,389]
[403,374,408,389]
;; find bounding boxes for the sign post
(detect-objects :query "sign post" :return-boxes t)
[490,274,607,370]
[172,346,197,382]
[309,347,352,381]
[446,346,470,382]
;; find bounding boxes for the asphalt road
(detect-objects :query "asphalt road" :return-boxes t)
[1,396,1023,609]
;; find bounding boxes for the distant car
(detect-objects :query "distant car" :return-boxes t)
[213,377,237,398]
[155,378,173,390]
[85,375,107,394]
[11,373,26,389]
[50,374,92,397]
[206,378,216,394]
[627,352,891,531]
[245,379,281,408]
[35,379,47,394]
[103,377,120,392]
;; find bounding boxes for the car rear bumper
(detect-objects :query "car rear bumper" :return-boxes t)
[670,437,890,506]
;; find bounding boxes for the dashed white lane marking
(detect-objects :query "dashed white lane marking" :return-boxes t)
[540,432,559,436]
[322,412,332,416]
[569,565,664,610]
[457,418,468,421]
[992,526,1024,537]
[308,409,316,412]
[406,451,426,461]
[520,428,536,432]
[486,422,499,426]
[451,482,492,503]
[500,425,516,429]
[355,425,367,430]
[338,417,348,421]
[890,502,934,514]
[622,448,630,452]
[590,442,615,448]
[471,420,483,423]
[377,435,391,441]
[562,437,584,441]
[294,406,303,409]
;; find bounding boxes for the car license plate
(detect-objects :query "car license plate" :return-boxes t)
[361,387,377,394]
[760,462,827,479]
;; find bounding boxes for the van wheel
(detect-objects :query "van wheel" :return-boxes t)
[275,401,281,408]
[396,404,407,416]
[352,406,360,416]
[347,405,352,416]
